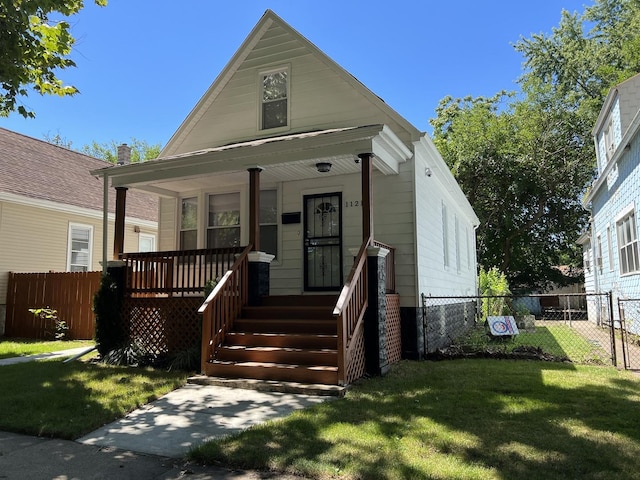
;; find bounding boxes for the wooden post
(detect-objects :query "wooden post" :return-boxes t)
[248,167,262,251]
[114,187,128,259]
[358,153,374,244]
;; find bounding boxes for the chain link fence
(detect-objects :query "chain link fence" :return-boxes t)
[420,293,640,370]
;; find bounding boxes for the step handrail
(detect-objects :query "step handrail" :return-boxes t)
[333,236,371,385]
[198,244,252,373]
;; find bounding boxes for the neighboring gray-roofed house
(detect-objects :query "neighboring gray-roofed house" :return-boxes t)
[0,127,158,333]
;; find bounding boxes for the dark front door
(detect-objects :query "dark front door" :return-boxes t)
[304,193,343,291]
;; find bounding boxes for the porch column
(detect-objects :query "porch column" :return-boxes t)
[248,167,262,251]
[113,186,127,260]
[365,245,390,376]
[358,153,374,243]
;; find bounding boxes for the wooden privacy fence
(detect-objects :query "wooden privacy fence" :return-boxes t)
[5,271,102,340]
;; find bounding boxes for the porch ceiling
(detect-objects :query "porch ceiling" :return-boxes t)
[92,125,412,197]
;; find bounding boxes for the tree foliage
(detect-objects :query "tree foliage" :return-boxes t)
[432,0,640,289]
[82,138,161,163]
[0,0,107,118]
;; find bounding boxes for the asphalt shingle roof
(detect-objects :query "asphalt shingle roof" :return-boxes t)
[0,127,157,222]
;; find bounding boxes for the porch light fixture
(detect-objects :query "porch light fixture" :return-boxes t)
[316,162,332,173]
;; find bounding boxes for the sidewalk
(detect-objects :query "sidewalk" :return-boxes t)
[0,348,330,478]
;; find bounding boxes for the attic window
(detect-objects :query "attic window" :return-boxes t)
[261,68,288,130]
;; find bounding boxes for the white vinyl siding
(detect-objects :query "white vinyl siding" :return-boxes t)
[67,223,93,272]
[442,202,449,268]
[607,225,614,271]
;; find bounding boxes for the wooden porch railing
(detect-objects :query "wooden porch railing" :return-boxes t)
[198,244,252,372]
[333,236,371,385]
[121,247,245,297]
[373,240,396,293]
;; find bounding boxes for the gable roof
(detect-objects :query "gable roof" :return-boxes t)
[0,127,157,222]
[160,9,421,157]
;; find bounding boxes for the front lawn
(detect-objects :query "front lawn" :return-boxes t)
[0,359,186,439]
[191,360,640,480]
[0,338,95,360]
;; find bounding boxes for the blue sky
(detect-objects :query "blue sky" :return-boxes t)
[1,0,589,151]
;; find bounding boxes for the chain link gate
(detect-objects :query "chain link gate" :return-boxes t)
[422,293,622,368]
[616,299,640,370]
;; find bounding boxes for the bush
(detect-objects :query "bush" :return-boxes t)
[479,267,511,319]
[93,273,125,357]
[28,307,68,340]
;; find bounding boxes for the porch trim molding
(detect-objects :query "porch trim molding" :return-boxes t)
[90,125,411,194]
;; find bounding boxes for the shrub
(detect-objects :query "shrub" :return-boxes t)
[28,307,68,340]
[479,267,511,319]
[93,273,125,357]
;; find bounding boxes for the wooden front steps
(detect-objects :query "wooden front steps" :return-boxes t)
[204,295,340,385]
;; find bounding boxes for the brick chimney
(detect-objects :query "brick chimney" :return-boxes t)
[117,144,131,165]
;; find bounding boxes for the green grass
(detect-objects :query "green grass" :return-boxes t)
[0,359,186,439]
[190,360,640,480]
[0,338,96,360]
[453,324,611,364]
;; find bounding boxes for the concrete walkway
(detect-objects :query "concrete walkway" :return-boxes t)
[0,347,332,478]
[78,383,329,457]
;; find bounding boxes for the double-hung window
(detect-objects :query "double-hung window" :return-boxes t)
[617,210,640,275]
[260,189,278,257]
[180,197,198,250]
[67,223,92,272]
[207,193,240,248]
[260,68,288,130]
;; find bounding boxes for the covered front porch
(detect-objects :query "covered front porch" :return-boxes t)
[93,125,410,385]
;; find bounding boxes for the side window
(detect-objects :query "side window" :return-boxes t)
[207,193,240,248]
[180,197,198,250]
[261,68,288,130]
[617,210,640,275]
[260,190,278,257]
[67,223,93,272]
[139,233,156,252]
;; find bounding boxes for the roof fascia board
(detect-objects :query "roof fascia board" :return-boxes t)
[101,126,390,186]
[160,13,275,157]
[160,10,421,157]
[592,88,618,136]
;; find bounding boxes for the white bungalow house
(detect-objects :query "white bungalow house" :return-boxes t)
[0,128,157,337]
[93,10,479,385]
[580,73,640,334]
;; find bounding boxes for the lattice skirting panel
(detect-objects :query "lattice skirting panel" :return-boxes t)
[122,296,202,356]
[386,294,402,364]
[347,325,366,385]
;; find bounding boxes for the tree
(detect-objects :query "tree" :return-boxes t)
[0,0,107,118]
[431,0,640,289]
[82,139,161,163]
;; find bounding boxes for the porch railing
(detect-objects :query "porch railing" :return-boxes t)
[198,244,252,372]
[373,240,396,293]
[334,236,371,385]
[121,247,245,297]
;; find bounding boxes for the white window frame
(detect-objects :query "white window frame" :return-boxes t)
[67,223,93,272]
[616,208,640,276]
[455,215,460,273]
[596,234,603,272]
[138,233,156,253]
[207,192,241,249]
[179,196,198,250]
[258,65,290,132]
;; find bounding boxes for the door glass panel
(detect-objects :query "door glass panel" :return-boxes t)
[304,193,342,290]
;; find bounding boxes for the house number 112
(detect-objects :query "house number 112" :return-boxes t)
[345,200,361,207]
